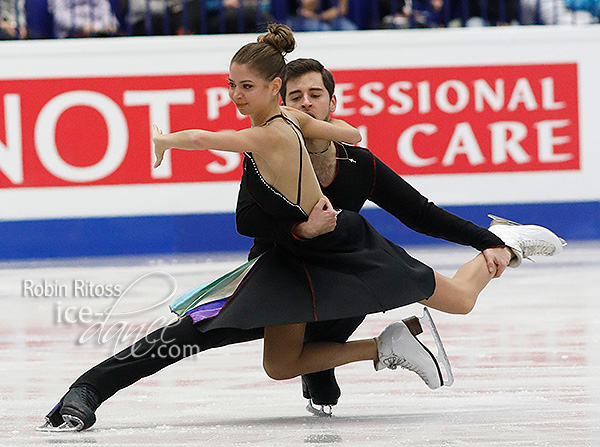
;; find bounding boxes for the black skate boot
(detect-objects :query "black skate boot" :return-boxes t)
[37,386,100,432]
[302,369,341,417]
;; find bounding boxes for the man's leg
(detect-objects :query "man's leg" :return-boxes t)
[73,317,262,402]
[40,317,263,431]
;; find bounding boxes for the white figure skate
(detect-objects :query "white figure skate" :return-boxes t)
[488,214,566,267]
[375,308,454,389]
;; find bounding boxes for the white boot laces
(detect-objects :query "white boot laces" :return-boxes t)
[384,355,430,385]
[520,238,556,258]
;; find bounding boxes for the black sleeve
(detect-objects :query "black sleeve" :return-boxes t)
[235,174,298,244]
[369,156,505,251]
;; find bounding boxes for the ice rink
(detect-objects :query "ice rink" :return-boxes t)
[1,241,599,446]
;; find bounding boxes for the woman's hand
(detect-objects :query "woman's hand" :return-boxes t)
[152,124,168,168]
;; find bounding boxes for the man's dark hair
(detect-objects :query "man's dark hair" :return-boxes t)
[281,58,335,104]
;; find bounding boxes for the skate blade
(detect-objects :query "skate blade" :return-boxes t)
[419,307,454,387]
[488,214,523,227]
[488,214,567,246]
[306,400,333,418]
[36,415,84,432]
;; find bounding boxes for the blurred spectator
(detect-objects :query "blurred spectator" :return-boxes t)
[378,0,410,28]
[449,0,519,26]
[379,0,443,28]
[175,0,274,34]
[125,0,180,35]
[564,0,600,16]
[1,0,27,39]
[287,0,357,31]
[520,0,598,23]
[48,0,120,38]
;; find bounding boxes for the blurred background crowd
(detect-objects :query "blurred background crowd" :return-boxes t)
[1,0,598,40]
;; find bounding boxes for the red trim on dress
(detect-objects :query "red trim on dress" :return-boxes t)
[302,260,318,322]
[369,152,377,197]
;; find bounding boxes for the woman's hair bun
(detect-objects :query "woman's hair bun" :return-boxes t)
[257,23,296,56]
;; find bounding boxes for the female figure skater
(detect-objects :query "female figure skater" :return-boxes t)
[150,22,563,384]
[39,23,564,432]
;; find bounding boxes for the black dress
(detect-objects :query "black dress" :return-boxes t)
[172,114,436,331]
[238,143,505,260]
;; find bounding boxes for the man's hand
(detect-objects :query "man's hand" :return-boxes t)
[482,246,512,278]
[292,196,337,239]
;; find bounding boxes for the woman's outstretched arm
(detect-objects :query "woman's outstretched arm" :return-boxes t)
[152,124,276,168]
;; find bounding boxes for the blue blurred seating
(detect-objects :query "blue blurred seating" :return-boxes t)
[0,0,595,41]
[25,0,54,39]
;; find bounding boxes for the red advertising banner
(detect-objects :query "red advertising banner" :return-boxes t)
[0,63,579,188]
[333,63,579,176]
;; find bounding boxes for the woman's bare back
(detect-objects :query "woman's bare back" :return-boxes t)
[250,113,324,216]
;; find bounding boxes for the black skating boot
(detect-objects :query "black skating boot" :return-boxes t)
[302,369,341,417]
[37,386,100,432]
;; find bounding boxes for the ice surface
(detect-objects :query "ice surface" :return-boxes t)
[1,243,599,446]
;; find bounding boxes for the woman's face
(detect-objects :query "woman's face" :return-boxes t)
[228,63,276,116]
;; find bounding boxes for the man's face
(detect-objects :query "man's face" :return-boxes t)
[284,72,336,121]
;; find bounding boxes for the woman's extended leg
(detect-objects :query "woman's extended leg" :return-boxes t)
[423,249,508,315]
[424,220,567,315]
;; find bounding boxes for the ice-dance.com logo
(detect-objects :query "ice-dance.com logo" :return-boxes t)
[22,272,181,356]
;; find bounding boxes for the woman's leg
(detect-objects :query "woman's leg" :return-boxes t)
[425,221,565,314]
[423,252,496,315]
[261,254,498,381]
[301,316,366,406]
[263,319,445,389]
[263,323,377,380]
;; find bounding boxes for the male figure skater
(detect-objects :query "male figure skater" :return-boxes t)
[40,58,560,431]
[235,58,513,415]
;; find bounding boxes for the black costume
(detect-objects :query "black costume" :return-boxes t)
[238,142,503,259]
[182,114,504,329]
[234,131,504,405]
[67,115,503,410]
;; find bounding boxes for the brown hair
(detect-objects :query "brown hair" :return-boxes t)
[230,23,296,82]
[281,58,336,103]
